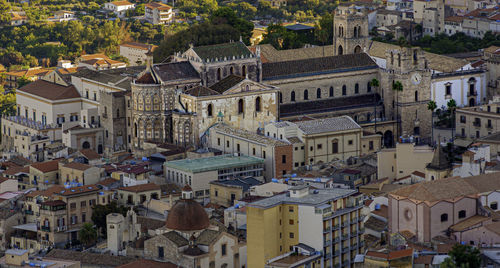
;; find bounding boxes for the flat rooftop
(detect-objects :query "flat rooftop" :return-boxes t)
[164,154,264,173]
[248,188,357,209]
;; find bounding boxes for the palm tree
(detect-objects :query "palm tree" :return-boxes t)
[370,78,380,132]
[392,81,403,139]
[79,223,97,248]
[428,100,437,144]
[447,99,457,141]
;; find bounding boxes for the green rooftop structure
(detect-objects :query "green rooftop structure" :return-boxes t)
[164,154,265,199]
[165,154,264,173]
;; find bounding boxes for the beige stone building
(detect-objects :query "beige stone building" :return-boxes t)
[0,208,23,251]
[178,75,279,145]
[116,183,161,206]
[456,102,500,145]
[264,116,381,166]
[208,124,292,179]
[23,186,65,224]
[209,177,261,207]
[38,200,69,249]
[377,142,434,181]
[59,161,102,186]
[119,42,157,66]
[29,160,62,190]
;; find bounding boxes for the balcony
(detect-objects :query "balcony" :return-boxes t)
[342,260,350,267]
[467,90,477,97]
[325,253,331,259]
[351,243,358,249]
[333,250,340,257]
[324,240,331,246]
[342,246,349,252]
[341,222,348,227]
[332,237,340,243]
[359,228,365,234]
[487,124,493,129]
[352,231,358,236]
[324,227,331,233]
[333,224,340,230]
[351,217,358,222]
[473,121,481,127]
[342,234,349,240]
[24,210,34,215]
[41,226,50,232]
[359,241,365,248]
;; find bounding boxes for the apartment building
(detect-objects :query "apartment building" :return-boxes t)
[116,183,161,206]
[456,102,500,144]
[59,162,102,186]
[209,177,261,207]
[119,42,157,66]
[48,185,103,246]
[38,200,68,249]
[4,67,51,89]
[209,124,293,180]
[24,186,65,224]
[144,2,173,25]
[247,185,365,267]
[461,7,500,38]
[165,155,265,199]
[264,116,381,167]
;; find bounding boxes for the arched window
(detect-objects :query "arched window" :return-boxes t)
[279,92,283,103]
[230,66,234,75]
[354,115,358,122]
[316,88,321,99]
[354,26,358,38]
[291,91,295,102]
[242,65,247,77]
[329,87,334,97]
[355,83,359,94]
[238,99,244,114]
[255,97,261,112]
[304,90,309,100]
[338,45,343,55]
[458,210,466,219]
[217,68,221,81]
[207,104,213,117]
[134,123,138,137]
[367,82,372,92]
[342,85,347,96]
[415,91,418,102]
[440,213,448,222]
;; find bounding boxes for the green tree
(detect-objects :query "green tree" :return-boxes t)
[17,76,32,88]
[210,7,254,44]
[261,23,303,50]
[0,86,16,116]
[91,202,128,236]
[0,0,10,25]
[428,100,437,142]
[392,81,403,137]
[441,244,481,268]
[447,99,457,129]
[78,223,97,247]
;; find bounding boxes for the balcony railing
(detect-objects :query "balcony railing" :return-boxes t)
[351,243,358,249]
[24,210,34,215]
[41,226,50,232]
[487,124,493,129]
[333,224,340,230]
[333,250,340,257]
[341,222,348,227]
[324,240,331,246]
[467,90,477,97]
[324,227,331,233]
[342,246,349,252]
[473,121,481,127]
[342,234,349,240]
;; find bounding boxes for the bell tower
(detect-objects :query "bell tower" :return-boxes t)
[333,5,369,55]
[380,46,432,142]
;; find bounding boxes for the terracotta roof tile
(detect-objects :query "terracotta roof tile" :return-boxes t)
[63,162,92,171]
[79,149,101,160]
[117,260,178,268]
[57,185,99,196]
[118,183,160,193]
[31,160,61,173]
[19,80,80,101]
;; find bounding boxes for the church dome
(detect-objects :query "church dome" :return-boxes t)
[165,186,209,232]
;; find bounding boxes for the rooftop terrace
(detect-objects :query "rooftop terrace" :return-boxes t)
[164,154,264,173]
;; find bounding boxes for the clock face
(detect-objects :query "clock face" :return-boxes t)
[411,73,422,85]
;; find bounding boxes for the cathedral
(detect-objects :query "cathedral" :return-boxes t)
[126,4,484,153]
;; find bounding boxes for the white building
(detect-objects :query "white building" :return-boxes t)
[453,144,491,177]
[144,2,173,25]
[104,1,135,17]
[50,10,76,22]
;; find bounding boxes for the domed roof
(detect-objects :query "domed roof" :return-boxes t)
[165,199,209,232]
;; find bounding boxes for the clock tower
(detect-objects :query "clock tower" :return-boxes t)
[380,46,432,142]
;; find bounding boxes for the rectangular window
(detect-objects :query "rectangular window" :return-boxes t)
[221,244,227,256]
[289,206,294,212]
[289,232,294,238]
[70,203,76,209]
[369,141,374,150]
[81,201,86,207]
[317,144,322,150]
[348,140,353,145]
[217,138,221,146]
[289,219,294,225]
[460,115,466,123]
[445,84,451,95]
[226,141,230,148]
[282,155,286,164]
[332,142,338,153]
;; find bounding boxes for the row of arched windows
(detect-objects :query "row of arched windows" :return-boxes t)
[206,97,261,116]
[288,82,373,102]
[216,66,247,81]
[440,210,467,222]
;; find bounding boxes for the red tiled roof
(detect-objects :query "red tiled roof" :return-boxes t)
[97,177,119,186]
[63,162,92,171]
[3,166,29,176]
[366,248,413,260]
[117,260,178,268]
[31,160,61,173]
[18,80,80,101]
[118,183,161,193]
[411,171,425,177]
[26,185,65,198]
[79,149,101,160]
